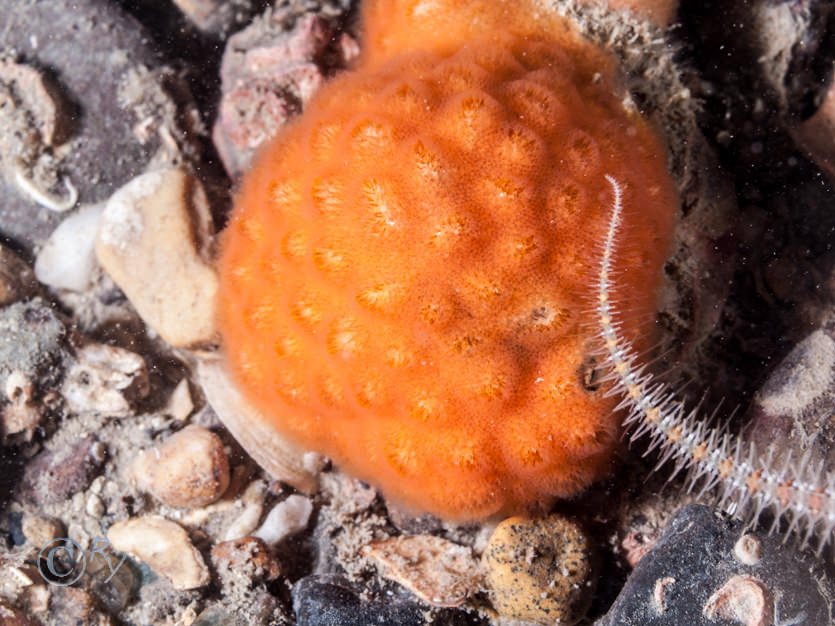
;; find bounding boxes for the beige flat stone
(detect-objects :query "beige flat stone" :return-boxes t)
[96,168,219,349]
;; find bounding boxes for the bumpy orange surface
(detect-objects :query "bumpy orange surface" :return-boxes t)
[218,0,677,518]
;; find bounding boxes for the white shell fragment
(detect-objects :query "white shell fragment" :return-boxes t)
[223,480,267,541]
[35,203,104,292]
[107,515,209,590]
[253,495,312,546]
[197,359,320,493]
[61,342,149,416]
[164,377,194,422]
[362,535,481,608]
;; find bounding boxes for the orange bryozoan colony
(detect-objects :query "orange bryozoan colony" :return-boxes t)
[218,0,678,519]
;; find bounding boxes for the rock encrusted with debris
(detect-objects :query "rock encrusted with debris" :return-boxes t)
[212,2,358,177]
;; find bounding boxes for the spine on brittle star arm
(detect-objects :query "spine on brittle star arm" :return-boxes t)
[596,174,835,554]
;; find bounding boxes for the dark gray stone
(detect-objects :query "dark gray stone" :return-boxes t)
[292,575,426,626]
[596,504,835,626]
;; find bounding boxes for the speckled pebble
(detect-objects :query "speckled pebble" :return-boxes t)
[211,536,281,584]
[482,514,596,626]
[0,298,70,398]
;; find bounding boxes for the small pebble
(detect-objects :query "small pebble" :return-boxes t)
[2,370,41,440]
[21,584,49,615]
[482,514,596,626]
[0,600,43,626]
[363,535,480,607]
[17,437,104,506]
[223,480,267,541]
[48,586,113,626]
[34,203,104,292]
[253,494,312,546]
[96,168,219,349]
[21,515,64,548]
[107,515,209,591]
[211,536,281,584]
[89,441,107,464]
[85,494,105,518]
[132,424,230,508]
[172,0,262,35]
[61,341,149,416]
[0,244,39,306]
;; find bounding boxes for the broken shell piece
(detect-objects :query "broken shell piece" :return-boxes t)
[362,535,481,608]
[253,495,312,546]
[61,342,149,416]
[107,515,209,590]
[12,167,78,213]
[95,168,219,349]
[197,359,319,493]
[132,425,230,508]
[703,574,773,626]
[164,377,194,422]
[35,203,104,292]
[223,480,267,541]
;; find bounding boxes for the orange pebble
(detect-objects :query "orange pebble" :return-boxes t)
[218,0,677,519]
